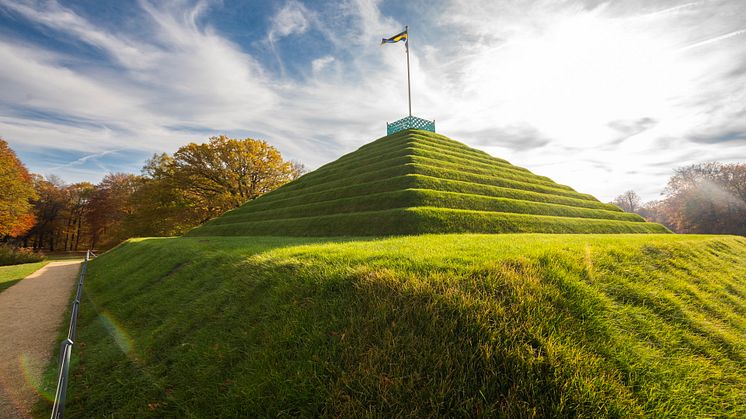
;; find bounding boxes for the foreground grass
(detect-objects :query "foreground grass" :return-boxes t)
[0,261,49,293]
[37,234,746,417]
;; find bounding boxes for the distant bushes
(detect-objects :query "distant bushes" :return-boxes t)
[0,244,45,266]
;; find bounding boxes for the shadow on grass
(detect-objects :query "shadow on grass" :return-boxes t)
[0,278,22,293]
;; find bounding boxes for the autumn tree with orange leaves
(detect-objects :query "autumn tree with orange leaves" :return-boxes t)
[0,139,37,238]
[3,135,302,251]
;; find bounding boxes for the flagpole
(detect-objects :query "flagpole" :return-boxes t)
[405,26,412,117]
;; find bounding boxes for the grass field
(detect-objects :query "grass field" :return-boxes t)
[188,130,668,236]
[0,261,49,293]
[37,234,746,417]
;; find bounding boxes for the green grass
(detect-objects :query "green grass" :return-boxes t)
[228,175,621,216]
[210,189,643,225]
[36,234,746,417]
[188,130,664,236]
[408,150,561,187]
[264,137,585,201]
[409,175,621,211]
[191,207,664,237]
[310,137,553,187]
[412,163,597,199]
[237,131,542,202]
[0,261,49,292]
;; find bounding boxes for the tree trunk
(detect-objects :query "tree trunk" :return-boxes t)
[75,216,83,250]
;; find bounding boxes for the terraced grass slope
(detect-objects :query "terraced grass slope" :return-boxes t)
[38,234,746,417]
[188,130,668,236]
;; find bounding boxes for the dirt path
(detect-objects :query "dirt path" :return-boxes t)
[0,261,81,419]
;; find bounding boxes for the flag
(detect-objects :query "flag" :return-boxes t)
[381,29,408,45]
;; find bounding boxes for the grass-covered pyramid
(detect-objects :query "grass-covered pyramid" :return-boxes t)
[188,130,668,236]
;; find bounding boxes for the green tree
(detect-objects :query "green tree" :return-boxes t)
[0,139,37,237]
[86,173,141,249]
[122,153,199,237]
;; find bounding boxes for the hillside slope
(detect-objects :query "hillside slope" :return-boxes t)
[38,234,745,417]
[188,130,668,236]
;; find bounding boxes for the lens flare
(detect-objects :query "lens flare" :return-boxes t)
[19,353,56,402]
[98,312,134,355]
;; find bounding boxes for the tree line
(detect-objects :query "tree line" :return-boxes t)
[1,135,303,251]
[4,133,745,252]
[613,162,746,235]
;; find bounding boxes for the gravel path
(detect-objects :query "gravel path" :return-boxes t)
[0,261,81,419]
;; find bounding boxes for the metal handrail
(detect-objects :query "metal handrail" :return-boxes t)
[51,249,94,419]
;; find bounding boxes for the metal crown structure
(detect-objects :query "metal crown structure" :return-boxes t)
[386,115,435,135]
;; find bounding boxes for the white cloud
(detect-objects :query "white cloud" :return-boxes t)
[0,0,153,67]
[311,56,335,74]
[269,1,311,39]
[0,0,745,203]
[428,0,746,201]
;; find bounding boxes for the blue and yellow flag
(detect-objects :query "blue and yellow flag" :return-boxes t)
[381,29,408,45]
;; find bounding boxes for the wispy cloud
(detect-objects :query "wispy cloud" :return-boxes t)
[266,0,312,76]
[639,2,702,19]
[678,28,746,51]
[49,149,121,170]
[0,0,745,203]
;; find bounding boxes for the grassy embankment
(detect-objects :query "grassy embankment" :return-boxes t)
[189,130,668,236]
[37,234,746,417]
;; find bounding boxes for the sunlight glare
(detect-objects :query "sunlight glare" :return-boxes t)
[466,10,692,147]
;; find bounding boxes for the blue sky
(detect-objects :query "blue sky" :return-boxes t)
[1,0,745,201]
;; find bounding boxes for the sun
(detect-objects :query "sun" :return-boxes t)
[462,9,692,147]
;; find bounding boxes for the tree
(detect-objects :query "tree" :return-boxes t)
[0,139,37,238]
[612,163,746,235]
[612,190,642,213]
[289,160,306,180]
[24,175,68,250]
[121,153,199,237]
[9,135,302,249]
[122,138,302,237]
[61,182,95,251]
[170,135,299,221]
[660,162,746,235]
[637,200,675,232]
[86,173,141,249]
